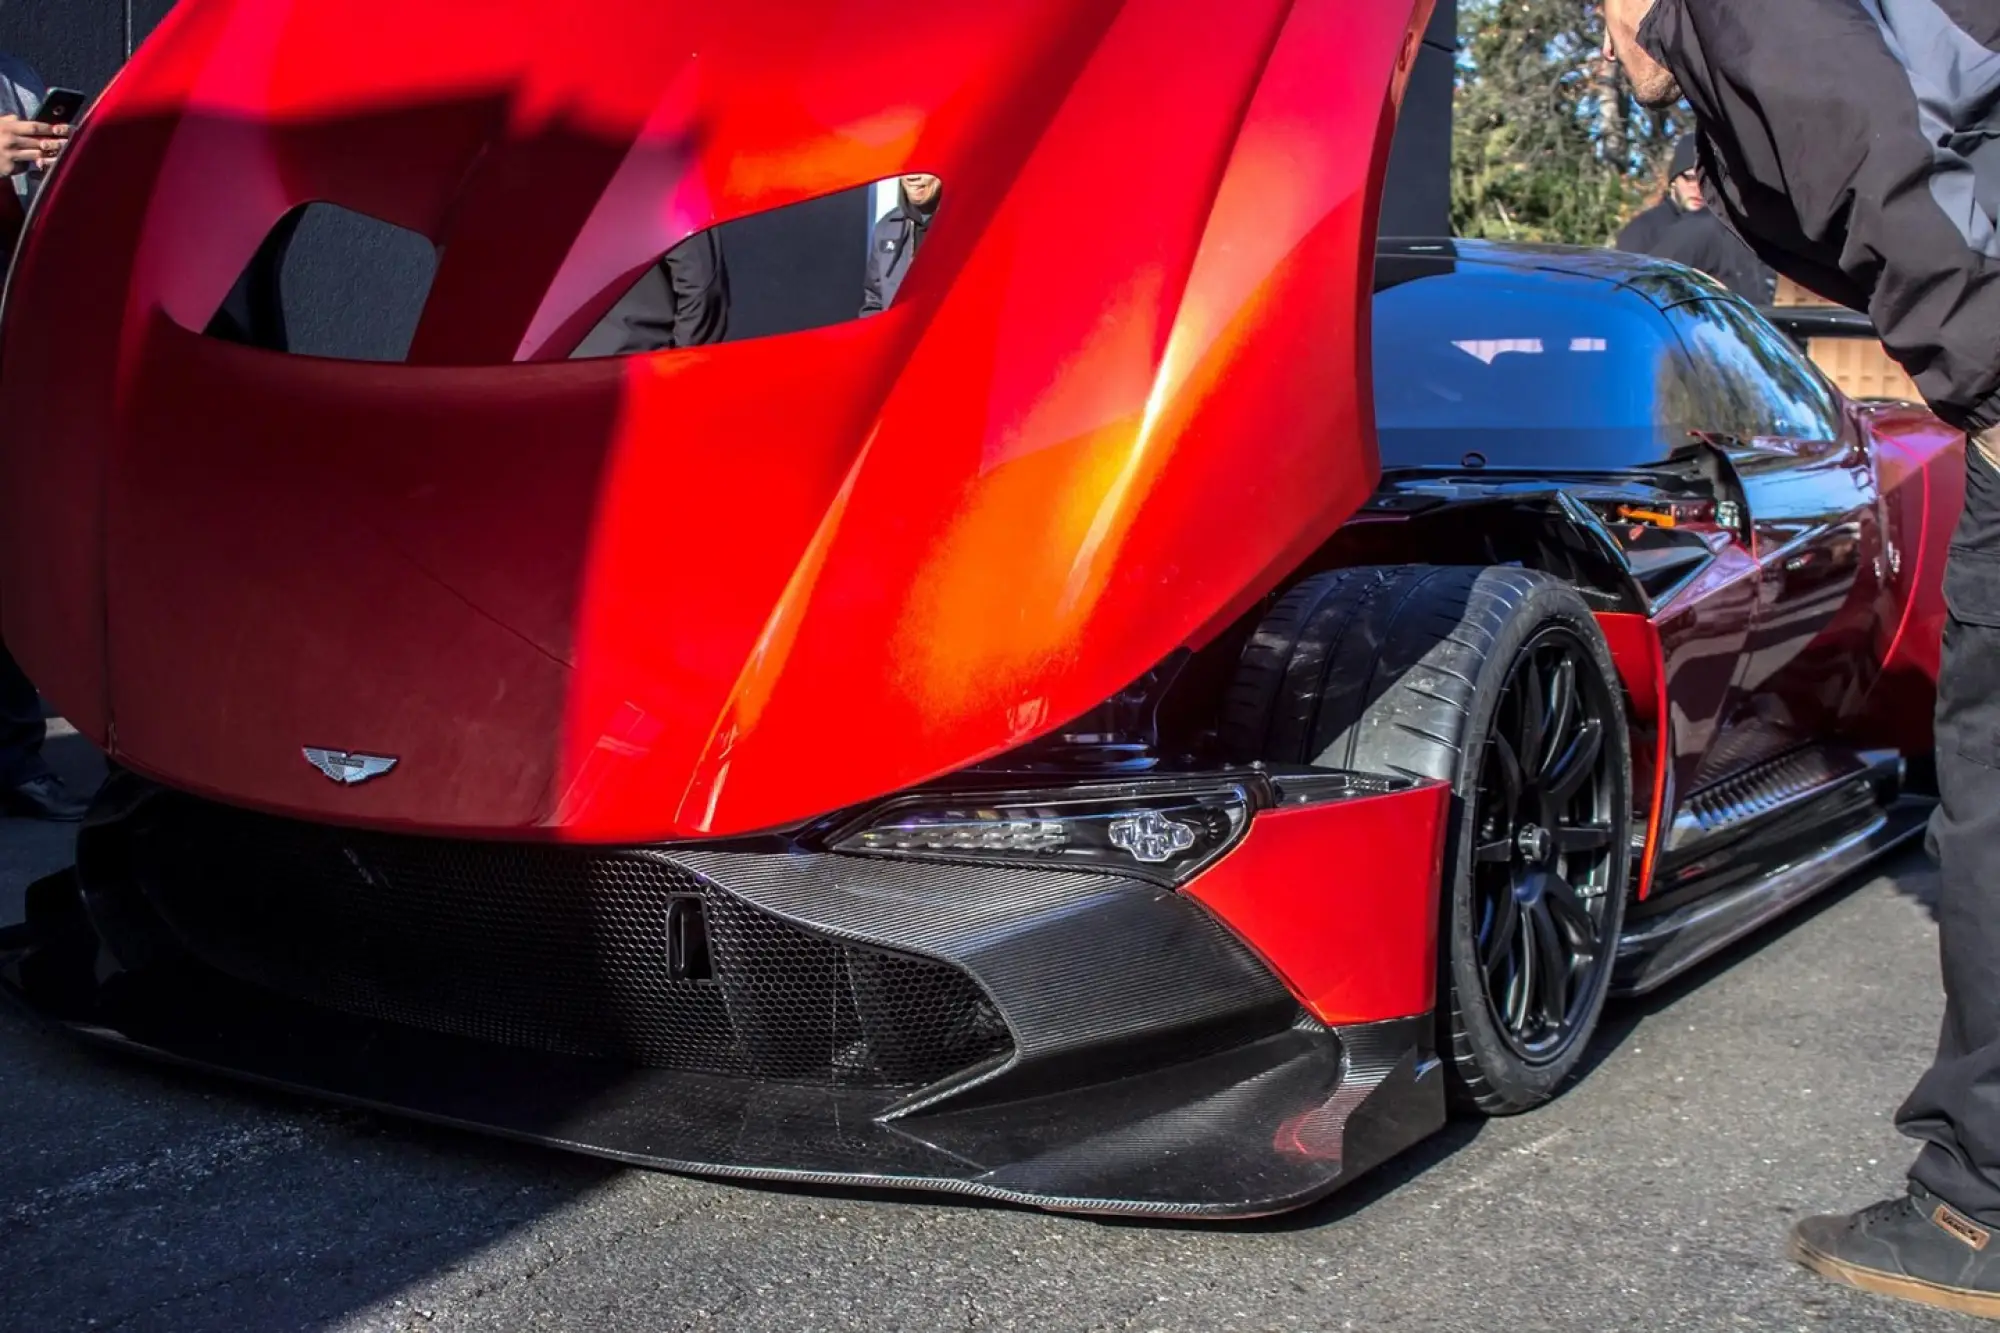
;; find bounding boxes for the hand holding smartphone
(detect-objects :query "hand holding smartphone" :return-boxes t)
[23,88,85,172]
[36,88,85,128]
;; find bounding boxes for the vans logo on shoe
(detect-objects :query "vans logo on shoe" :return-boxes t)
[1933,1203,1992,1251]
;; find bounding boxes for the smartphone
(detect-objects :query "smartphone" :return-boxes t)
[36,88,85,128]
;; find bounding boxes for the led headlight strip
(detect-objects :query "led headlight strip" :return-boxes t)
[823,770,1408,887]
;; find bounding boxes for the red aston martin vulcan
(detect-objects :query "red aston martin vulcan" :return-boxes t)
[0,0,1956,1216]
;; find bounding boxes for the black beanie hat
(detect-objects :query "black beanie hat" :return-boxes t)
[1670,136,1699,180]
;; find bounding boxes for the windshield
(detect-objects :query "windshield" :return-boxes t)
[1371,268,1689,471]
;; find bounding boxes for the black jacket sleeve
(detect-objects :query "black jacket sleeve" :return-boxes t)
[1645,0,2000,433]
[664,228,729,348]
[860,218,891,316]
[567,230,729,359]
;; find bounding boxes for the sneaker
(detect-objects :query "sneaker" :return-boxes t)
[1,772,88,822]
[1790,1184,2000,1320]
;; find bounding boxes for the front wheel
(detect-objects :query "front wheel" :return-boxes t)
[1223,565,1632,1115]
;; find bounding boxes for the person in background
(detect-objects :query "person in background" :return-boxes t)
[571,228,729,358]
[1616,135,1774,302]
[1602,0,2000,1318]
[0,46,83,821]
[861,173,941,316]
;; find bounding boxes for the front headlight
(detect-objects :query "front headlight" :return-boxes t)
[827,782,1254,886]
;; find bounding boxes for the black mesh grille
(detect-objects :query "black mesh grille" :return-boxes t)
[118,798,1011,1089]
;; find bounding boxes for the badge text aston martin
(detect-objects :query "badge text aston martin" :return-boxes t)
[302,748,399,785]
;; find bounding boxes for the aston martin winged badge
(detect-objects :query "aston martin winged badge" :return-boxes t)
[302,748,399,785]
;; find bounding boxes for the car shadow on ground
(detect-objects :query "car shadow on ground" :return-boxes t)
[1580,840,1935,1075]
[0,999,634,1330]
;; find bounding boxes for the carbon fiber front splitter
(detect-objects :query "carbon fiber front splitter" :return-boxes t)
[0,901,1440,1219]
[0,787,1447,1219]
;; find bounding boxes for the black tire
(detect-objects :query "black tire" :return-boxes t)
[1222,565,1632,1115]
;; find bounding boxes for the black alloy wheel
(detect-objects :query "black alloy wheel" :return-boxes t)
[1470,625,1622,1065]
[1222,564,1632,1116]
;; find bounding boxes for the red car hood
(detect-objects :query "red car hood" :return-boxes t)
[0,0,1431,840]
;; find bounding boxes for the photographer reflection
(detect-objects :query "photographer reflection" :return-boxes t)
[861,174,941,316]
[571,228,730,358]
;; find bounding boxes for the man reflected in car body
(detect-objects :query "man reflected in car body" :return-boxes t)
[570,228,730,358]
[861,173,941,316]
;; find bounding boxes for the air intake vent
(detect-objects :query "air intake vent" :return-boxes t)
[206,204,439,362]
[115,793,1014,1089]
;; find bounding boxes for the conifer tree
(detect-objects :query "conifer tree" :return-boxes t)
[1452,0,1693,244]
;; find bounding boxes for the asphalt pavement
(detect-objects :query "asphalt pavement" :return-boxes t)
[0,730,1984,1332]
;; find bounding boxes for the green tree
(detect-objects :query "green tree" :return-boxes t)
[1452,0,1693,245]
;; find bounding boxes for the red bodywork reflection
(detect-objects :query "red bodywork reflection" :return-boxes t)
[1856,405,1963,752]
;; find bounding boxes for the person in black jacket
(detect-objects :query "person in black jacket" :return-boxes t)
[570,228,729,359]
[1615,136,1775,301]
[1612,136,1692,254]
[1604,0,2000,1316]
[861,174,941,316]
